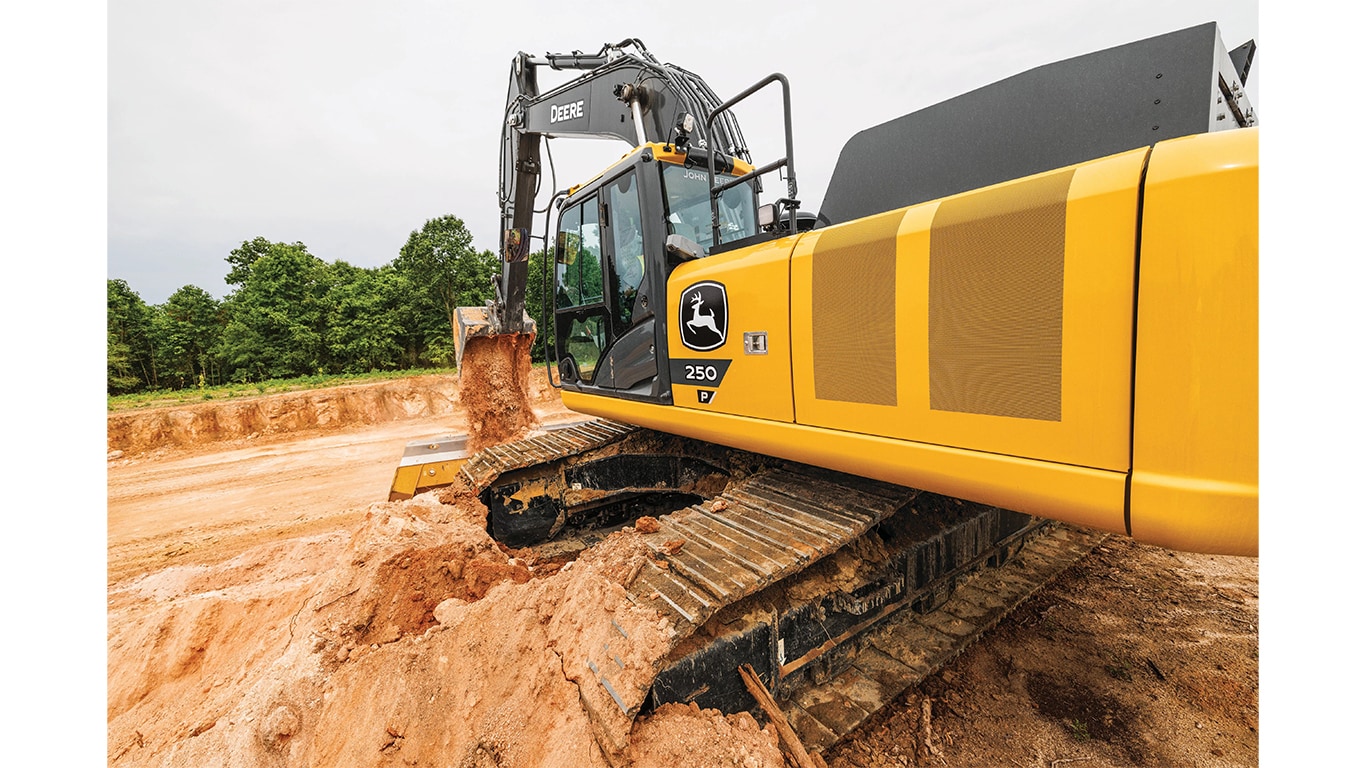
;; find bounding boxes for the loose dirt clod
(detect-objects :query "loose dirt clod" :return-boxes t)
[627,702,785,768]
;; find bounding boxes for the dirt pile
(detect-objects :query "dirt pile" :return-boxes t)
[458,333,539,451]
[108,489,784,767]
[627,703,784,767]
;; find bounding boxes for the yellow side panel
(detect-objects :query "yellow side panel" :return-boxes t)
[792,149,1146,469]
[666,237,795,422]
[1131,128,1258,556]
[789,207,923,441]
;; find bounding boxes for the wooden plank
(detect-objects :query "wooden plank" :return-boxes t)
[739,664,827,768]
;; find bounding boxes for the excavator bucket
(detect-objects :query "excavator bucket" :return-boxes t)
[453,306,536,376]
[453,227,537,376]
[453,305,497,375]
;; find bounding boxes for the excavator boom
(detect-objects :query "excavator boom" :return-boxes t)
[454,40,751,368]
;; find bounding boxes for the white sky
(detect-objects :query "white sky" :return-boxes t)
[105,0,1261,304]
[8,2,1365,763]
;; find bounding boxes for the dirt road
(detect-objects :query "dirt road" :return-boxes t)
[108,420,461,585]
[107,375,1258,766]
[107,373,582,585]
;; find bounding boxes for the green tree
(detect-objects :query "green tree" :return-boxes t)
[151,285,223,388]
[395,216,498,317]
[525,247,555,363]
[393,216,499,366]
[323,262,404,373]
[219,241,327,380]
[107,279,156,393]
[226,236,308,287]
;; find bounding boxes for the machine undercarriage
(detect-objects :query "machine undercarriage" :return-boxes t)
[413,419,1103,745]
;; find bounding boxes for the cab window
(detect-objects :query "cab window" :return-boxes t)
[660,163,758,249]
[556,198,604,309]
[555,193,608,383]
[607,170,644,331]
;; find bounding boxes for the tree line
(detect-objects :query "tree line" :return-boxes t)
[107,215,556,394]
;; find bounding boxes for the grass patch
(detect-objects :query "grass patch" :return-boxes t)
[107,368,457,413]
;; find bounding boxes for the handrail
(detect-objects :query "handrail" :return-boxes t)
[704,73,798,249]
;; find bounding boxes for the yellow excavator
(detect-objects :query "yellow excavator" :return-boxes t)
[391,22,1257,746]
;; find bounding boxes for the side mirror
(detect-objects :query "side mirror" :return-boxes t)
[557,231,581,265]
[758,204,818,232]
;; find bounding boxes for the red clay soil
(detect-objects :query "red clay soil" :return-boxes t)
[627,703,783,767]
[107,376,465,458]
[459,333,538,451]
[824,536,1259,767]
[107,488,786,767]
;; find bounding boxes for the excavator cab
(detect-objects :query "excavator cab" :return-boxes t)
[552,143,759,399]
[451,39,767,378]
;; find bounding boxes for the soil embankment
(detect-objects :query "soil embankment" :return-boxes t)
[107,376,465,458]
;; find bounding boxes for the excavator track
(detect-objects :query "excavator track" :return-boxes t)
[622,465,917,635]
[460,418,638,491]
[453,420,1102,755]
[782,523,1106,754]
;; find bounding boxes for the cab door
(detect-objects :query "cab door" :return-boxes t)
[554,192,611,385]
[597,168,659,392]
[556,163,666,396]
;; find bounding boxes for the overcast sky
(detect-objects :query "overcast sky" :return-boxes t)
[107,0,1260,304]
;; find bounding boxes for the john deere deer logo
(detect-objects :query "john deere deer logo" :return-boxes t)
[680,281,727,352]
[687,292,720,335]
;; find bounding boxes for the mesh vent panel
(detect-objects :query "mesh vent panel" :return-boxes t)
[928,170,1073,421]
[812,210,903,405]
